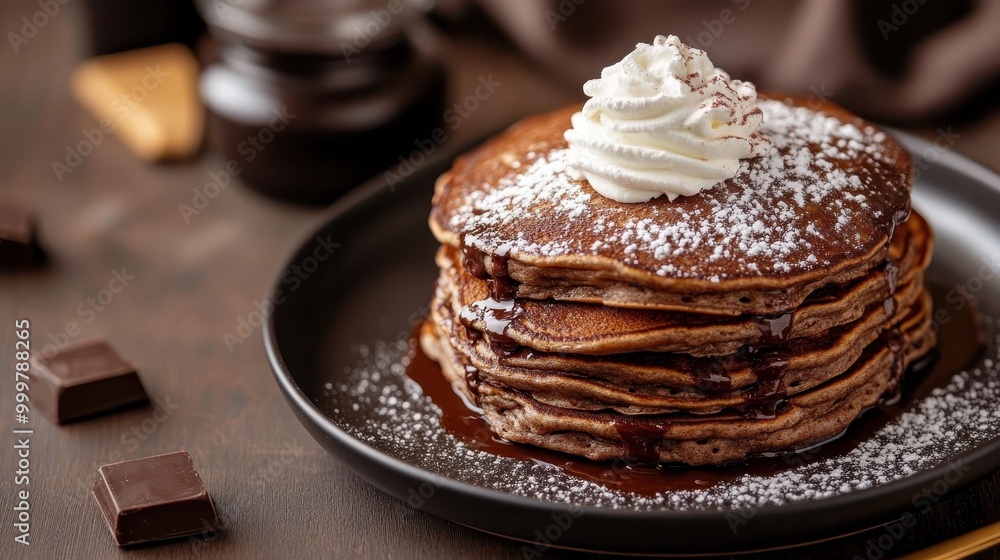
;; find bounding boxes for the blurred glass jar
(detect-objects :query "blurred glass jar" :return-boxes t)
[198,0,445,204]
[83,0,205,55]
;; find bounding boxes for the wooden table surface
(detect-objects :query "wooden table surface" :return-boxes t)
[2,2,1000,559]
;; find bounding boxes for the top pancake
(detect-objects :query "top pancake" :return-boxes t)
[430,95,913,308]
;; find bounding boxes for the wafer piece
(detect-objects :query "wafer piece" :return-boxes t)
[70,43,203,161]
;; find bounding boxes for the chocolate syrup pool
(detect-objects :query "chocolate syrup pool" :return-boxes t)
[404,284,984,496]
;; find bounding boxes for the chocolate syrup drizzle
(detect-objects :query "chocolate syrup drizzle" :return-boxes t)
[460,233,517,300]
[883,257,900,317]
[463,364,482,407]
[881,328,908,405]
[614,424,667,465]
[457,234,525,411]
[874,196,910,402]
[739,348,794,419]
[459,298,520,351]
[753,312,795,345]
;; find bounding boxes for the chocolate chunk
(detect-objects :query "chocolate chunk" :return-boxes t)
[93,451,220,547]
[31,339,148,424]
[0,202,43,268]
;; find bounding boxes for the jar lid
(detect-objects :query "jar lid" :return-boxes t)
[199,0,432,53]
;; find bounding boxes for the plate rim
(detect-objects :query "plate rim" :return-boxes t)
[263,128,1000,552]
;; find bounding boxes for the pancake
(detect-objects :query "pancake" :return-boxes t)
[430,95,913,316]
[444,212,930,356]
[420,89,934,467]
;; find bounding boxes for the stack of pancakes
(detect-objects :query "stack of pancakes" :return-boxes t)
[421,96,935,466]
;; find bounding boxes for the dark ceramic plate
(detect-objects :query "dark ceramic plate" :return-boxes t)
[264,131,1000,556]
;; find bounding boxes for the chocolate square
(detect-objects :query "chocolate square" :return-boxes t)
[31,339,148,424]
[93,451,219,546]
[0,202,43,267]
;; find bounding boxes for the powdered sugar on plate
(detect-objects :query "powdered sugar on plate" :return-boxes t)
[324,315,1000,512]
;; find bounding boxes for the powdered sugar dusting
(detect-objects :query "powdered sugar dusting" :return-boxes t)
[327,316,1000,511]
[448,99,908,280]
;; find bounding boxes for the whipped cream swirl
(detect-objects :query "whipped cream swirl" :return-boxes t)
[564,35,770,203]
